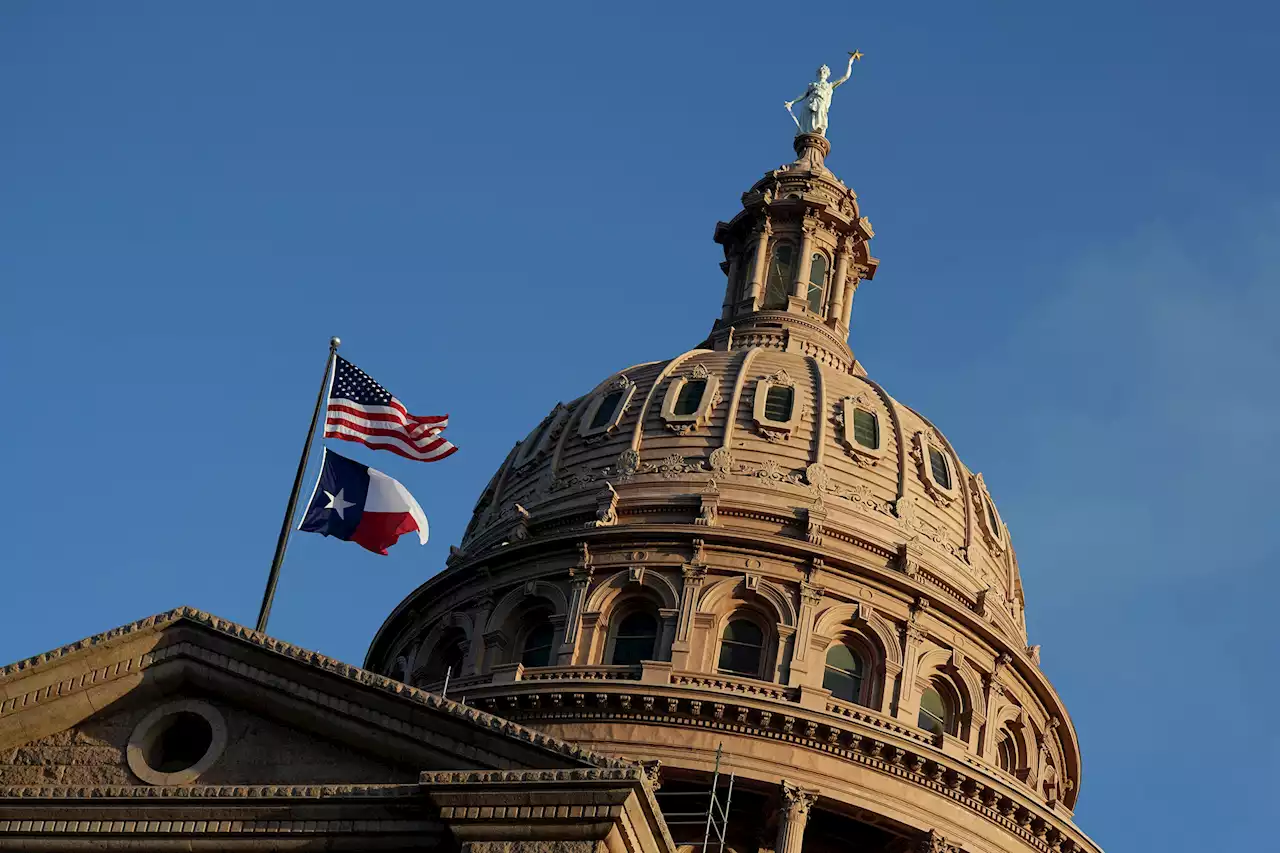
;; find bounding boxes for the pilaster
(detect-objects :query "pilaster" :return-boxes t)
[775,780,818,853]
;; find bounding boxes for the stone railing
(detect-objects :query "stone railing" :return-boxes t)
[669,671,800,703]
[522,664,642,682]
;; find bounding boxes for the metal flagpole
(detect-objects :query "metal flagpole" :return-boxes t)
[255,336,341,633]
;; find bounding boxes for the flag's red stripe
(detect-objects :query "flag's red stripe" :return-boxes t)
[350,510,419,555]
[325,423,458,462]
[326,402,448,430]
[324,416,452,453]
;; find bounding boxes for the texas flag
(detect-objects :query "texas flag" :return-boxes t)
[298,449,429,555]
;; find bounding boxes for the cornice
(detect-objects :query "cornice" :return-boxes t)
[0,606,627,772]
[464,680,1098,853]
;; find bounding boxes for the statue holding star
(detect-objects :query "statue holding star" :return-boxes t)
[785,50,863,137]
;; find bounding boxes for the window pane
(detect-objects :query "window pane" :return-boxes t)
[997,734,1016,771]
[763,244,794,309]
[928,447,951,489]
[852,408,878,449]
[824,644,861,673]
[917,686,949,735]
[673,379,707,416]
[718,619,764,676]
[763,385,794,422]
[823,668,863,703]
[985,497,1000,535]
[738,250,756,299]
[521,623,555,668]
[806,253,827,313]
[589,390,624,430]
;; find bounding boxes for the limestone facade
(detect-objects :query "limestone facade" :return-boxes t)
[366,135,1102,853]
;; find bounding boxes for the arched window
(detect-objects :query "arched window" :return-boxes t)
[762,244,794,309]
[822,643,864,704]
[806,253,827,313]
[419,628,466,685]
[928,447,952,489]
[996,731,1017,772]
[673,379,707,417]
[763,385,794,422]
[717,619,765,677]
[984,496,1001,537]
[520,620,555,668]
[918,684,953,736]
[610,611,659,665]
[589,390,625,431]
[852,408,879,449]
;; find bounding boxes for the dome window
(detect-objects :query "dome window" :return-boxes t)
[762,243,794,309]
[520,621,556,668]
[806,253,828,313]
[661,365,720,434]
[610,610,659,666]
[717,618,765,678]
[515,405,567,466]
[674,380,706,416]
[591,391,624,430]
[579,375,637,440]
[822,643,864,704]
[914,430,959,505]
[764,385,794,422]
[751,370,802,441]
[971,472,1007,551]
[837,395,885,465]
[928,448,951,489]
[917,684,953,736]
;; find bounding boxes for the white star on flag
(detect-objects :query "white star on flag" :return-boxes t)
[323,488,355,519]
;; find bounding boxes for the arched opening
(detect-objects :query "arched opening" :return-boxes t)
[762,243,794,309]
[610,610,659,665]
[996,730,1017,772]
[917,682,956,736]
[717,618,766,678]
[822,643,864,704]
[419,628,467,686]
[806,252,827,313]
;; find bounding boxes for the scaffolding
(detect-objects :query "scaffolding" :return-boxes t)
[654,744,735,853]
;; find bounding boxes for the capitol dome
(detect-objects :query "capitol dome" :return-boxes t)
[367,133,1099,853]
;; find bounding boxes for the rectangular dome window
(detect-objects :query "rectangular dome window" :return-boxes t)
[590,390,625,430]
[853,408,878,449]
[928,447,952,489]
[673,379,707,416]
[764,385,794,422]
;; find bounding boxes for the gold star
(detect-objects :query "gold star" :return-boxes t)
[849,50,864,62]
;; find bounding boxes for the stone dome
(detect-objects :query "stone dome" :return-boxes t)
[367,133,1097,853]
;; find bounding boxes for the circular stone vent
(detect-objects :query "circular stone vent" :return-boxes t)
[126,699,227,785]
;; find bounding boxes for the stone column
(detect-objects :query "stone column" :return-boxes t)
[775,781,818,853]
[841,262,865,328]
[465,596,494,676]
[744,216,771,311]
[894,598,930,723]
[559,543,594,664]
[791,222,816,302]
[827,241,850,326]
[721,255,741,321]
[788,580,824,686]
[670,556,707,670]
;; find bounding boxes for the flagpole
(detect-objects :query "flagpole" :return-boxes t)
[256,336,341,633]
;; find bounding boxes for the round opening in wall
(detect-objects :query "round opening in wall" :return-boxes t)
[127,699,227,785]
[143,711,213,773]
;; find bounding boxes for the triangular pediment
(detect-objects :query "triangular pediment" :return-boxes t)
[0,607,613,791]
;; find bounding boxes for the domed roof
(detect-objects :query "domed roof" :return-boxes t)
[457,345,1027,645]
[454,133,1027,645]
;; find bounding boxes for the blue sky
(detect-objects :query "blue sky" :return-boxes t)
[2,3,1276,849]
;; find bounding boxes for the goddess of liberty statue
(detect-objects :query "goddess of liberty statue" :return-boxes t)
[785,51,861,137]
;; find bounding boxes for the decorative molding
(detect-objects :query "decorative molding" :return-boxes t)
[579,375,637,443]
[660,364,722,435]
[834,394,886,467]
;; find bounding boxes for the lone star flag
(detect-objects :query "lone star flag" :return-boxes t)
[324,355,457,462]
[298,449,429,555]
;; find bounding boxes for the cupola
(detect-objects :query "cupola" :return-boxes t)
[706,132,880,373]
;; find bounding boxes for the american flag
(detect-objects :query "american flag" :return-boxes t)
[324,356,457,462]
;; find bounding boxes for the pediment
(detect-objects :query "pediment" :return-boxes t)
[0,607,613,791]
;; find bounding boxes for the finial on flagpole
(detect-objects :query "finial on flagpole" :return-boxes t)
[330,336,341,350]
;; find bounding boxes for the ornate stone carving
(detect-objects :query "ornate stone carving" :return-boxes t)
[911,431,957,508]
[696,492,720,527]
[586,483,619,528]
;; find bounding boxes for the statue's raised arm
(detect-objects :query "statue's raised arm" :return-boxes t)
[831,51,862,88]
